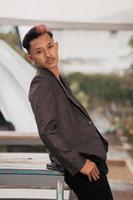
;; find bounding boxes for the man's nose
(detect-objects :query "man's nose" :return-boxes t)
[44,49,50,58]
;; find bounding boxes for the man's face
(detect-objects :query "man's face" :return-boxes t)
[28,33,58,70]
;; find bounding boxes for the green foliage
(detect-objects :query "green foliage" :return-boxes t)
[0,32,26,58]
[65,72,133,107]
[129,35,133,49]
[0,32,19,49]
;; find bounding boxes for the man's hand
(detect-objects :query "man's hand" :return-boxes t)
[80,159,100,181]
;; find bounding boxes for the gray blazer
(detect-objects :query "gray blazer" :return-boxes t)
[29,67,108,175]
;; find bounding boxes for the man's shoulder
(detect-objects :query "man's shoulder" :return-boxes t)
[30,72,55,88]
[28,73,56,101]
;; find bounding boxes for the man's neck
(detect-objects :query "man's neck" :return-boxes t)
[49,67,60,80]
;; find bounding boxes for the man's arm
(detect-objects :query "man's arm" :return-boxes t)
[29,79,86,176]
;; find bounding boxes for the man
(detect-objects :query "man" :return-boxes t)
[22,24,113,200]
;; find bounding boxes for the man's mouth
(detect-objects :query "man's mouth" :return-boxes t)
[47,58,55,64]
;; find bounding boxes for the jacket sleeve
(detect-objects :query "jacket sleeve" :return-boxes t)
[29,79,85,175]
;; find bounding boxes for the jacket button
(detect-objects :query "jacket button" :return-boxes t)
[88,121,92,125]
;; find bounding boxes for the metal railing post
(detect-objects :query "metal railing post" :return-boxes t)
[56,179,64,200]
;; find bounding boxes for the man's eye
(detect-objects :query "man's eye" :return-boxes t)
[36,50,42,54]
[48,44,54,48]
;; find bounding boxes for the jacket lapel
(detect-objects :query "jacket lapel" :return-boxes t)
[58,76,90,119]
[37,67,90,119]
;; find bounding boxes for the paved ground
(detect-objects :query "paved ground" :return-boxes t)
[106,132,133,200]
[105,132,122,146]
[108,161,133,182]
[112,191,133,200]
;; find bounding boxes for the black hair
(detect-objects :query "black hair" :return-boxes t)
[22,25,53,53]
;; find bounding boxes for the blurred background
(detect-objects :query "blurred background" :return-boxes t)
[0,0,133,140]
[0,0,133,199]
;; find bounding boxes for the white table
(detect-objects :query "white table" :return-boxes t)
[0,153,71,200]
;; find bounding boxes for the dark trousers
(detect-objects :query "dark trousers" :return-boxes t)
[64,170,113,200]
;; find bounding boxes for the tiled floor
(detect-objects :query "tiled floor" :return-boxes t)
[106,132,133,200]
[113,191,133,200]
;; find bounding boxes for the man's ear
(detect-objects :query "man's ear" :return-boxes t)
[27,54,32,62]
[27,54,35,65]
